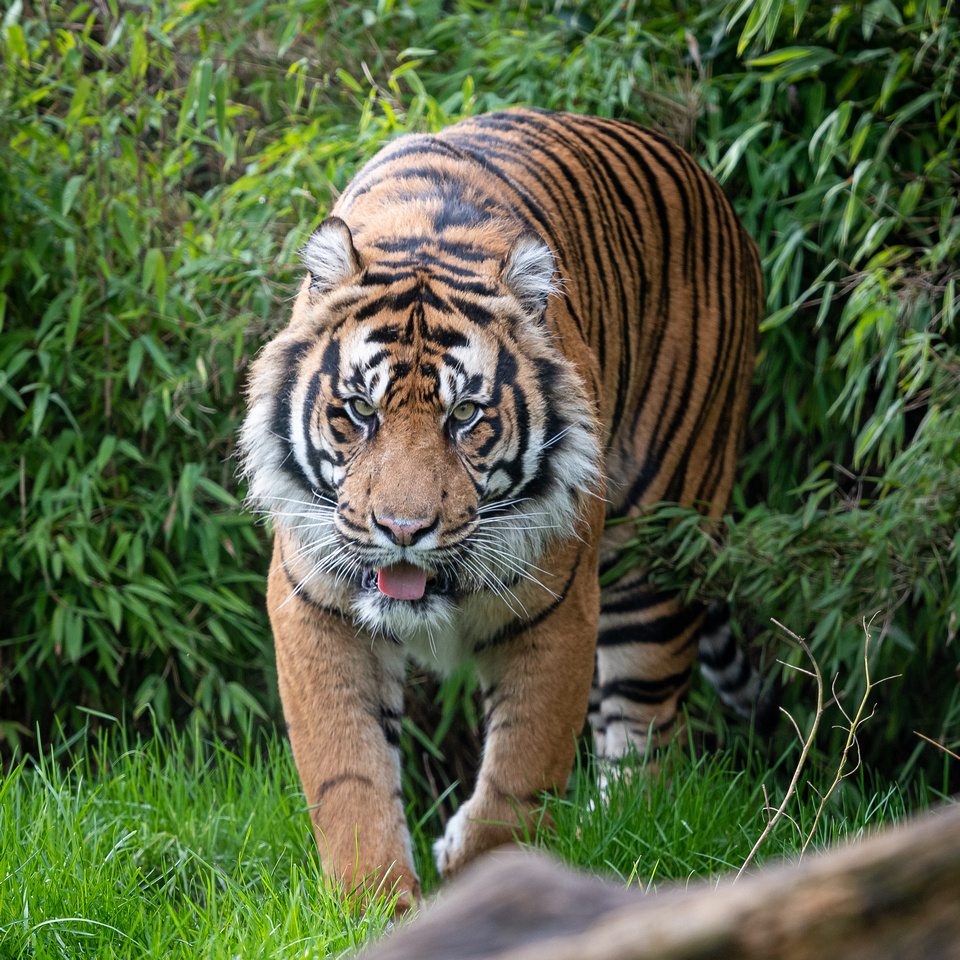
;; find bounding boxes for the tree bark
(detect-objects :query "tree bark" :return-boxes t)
[364,802,960,960]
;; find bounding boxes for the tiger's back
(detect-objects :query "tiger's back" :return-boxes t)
[340,108,760,507]
[240,108,762,908]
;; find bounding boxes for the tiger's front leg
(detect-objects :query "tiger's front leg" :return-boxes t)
[434,524,601,879]
[266,544,419,910]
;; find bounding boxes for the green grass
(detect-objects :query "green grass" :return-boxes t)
[0,725,398,959]
[544,744,911,884]
[0,722,920,959]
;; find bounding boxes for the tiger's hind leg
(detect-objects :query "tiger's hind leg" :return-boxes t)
[591,562,703,779]
[589,577,780,792]
[698,603,781,737]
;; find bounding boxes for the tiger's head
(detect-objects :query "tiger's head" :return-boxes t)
[240,217,600,641]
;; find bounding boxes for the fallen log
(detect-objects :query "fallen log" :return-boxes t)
[363,802,960,960]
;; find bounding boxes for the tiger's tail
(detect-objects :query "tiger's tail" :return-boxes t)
[697,604,780,737]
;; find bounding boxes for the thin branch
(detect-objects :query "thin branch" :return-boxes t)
[782,707,805,744]
[776,658,817,679]
[915,731,960,762]
[799,615,896,859]
[736,619,823,881]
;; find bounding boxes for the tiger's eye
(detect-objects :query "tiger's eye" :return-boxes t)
[350,398,376,418]
[452,401,477,422]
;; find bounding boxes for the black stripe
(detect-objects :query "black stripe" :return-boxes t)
[699,634,737,671]
[715,654,753,694]
[447,295,496,327]
[597,605,702,647]
[597,715,675,740]
[632,717,676,739]
[361,268,420,286]
[341,136,476,201]
[597,554,625,578]
[379,719,402,748]
[374,236,495,263]
[703,602,728,634]
[278,543,349,619]
[270,339,315,491]
[601,586,678,615]
[315,773,375,798]
[607,453,661,520]
[600,669,691,705]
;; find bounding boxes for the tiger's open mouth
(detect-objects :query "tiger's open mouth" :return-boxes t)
[360,565,458,601]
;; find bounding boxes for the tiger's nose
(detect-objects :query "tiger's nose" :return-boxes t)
[373,512,439,546]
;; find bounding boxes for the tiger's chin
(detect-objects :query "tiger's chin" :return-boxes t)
[352,570,460,635]
[351,584,464,670]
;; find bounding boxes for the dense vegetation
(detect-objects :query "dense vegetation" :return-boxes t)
[1,0,958,804]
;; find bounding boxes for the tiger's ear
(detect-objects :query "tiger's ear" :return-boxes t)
[300,217,363,295]
[500,231,558,316]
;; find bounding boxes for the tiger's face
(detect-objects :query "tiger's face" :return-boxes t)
[305,297,554,637]
[241,218,599,643]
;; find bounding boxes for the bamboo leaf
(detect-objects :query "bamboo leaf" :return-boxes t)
[127,337,145,388]
[195,59,213,129]
[61,176,84,217]
[66,77,92,129]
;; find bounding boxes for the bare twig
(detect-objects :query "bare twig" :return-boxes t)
[781,707,805,745]
[776,658,817,679]
[735,619,823,881]
[799,614,898,859]
[915,730,960,762]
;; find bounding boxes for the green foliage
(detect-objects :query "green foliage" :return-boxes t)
[0,0,468,749]
[1,0,958,787]
[0,2,281,744]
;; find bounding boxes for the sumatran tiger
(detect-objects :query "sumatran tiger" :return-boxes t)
[239,107,771,910]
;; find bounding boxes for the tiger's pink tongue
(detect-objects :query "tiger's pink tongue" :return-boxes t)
[376,562,429,600]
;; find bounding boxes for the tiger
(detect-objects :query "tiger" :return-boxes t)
[239,107,770,911]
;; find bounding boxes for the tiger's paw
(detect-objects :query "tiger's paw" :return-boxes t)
[434,799,514,878]
[596,758,636,804]
[433,802,472,879]
[434,795,541,880]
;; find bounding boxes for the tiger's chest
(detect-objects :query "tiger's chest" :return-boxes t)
[353,577,555,674]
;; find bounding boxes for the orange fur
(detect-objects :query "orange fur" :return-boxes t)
[240,108,761,906]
